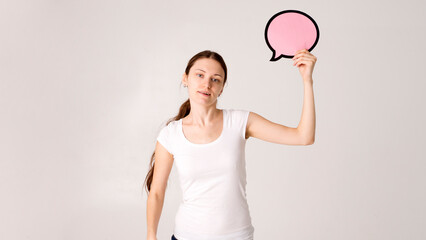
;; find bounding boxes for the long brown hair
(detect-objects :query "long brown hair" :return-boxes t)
[143,50,228,195]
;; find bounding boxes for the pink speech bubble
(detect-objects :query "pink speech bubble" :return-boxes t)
[265,10,319,61]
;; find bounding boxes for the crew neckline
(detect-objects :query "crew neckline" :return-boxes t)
[179,109,226,146]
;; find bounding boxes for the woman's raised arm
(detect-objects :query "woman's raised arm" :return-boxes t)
[245,49,317,145]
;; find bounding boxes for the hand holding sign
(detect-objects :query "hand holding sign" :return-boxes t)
[292,49,317,81]
[265,10,319,61]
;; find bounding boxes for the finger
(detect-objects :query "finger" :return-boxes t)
[303,54,316,61]
[293,54,316,63]
[296,59,316,67]
[296,48,308,54]
[293,56,314,65]
[292,51,313,60]
[294,59,307,66]
[302,52,316,61]
[294,58,315,67]
[292,49,304,58]
[292,51,304,59]
[296,60,310,67]
[293,56,305,65]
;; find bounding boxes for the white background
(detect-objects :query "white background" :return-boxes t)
[1,0,425,239]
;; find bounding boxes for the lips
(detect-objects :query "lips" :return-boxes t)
[198,91,211,96]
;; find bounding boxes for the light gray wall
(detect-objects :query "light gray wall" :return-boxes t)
[1,0,425,239]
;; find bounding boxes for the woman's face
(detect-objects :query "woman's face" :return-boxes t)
[183,58,225,105]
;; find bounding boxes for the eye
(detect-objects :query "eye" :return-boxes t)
[212,78,219,82]
[196,73,203,77]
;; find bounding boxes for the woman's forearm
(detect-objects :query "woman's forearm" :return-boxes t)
[297,79,316,144]
[147,192,165,239]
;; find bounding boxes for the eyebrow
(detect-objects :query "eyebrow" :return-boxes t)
[195,69,223,78]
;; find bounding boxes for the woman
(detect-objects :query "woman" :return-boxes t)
[144,49,317,240]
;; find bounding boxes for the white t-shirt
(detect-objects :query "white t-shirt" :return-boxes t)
[156,108,255,240]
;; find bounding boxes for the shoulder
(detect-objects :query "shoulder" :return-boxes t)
[158,119,180,135]
[224,108,250,117]
[224,108,250,127]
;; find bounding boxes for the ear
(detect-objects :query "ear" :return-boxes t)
[182,73,188,86]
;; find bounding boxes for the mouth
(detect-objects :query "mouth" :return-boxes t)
[198,91,211,96]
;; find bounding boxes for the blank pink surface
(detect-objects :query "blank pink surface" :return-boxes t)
[267,12,317,56]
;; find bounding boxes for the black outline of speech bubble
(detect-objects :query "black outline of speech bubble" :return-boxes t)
[265,10,320,61]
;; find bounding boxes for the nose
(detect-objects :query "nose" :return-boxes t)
[202,77,212,88]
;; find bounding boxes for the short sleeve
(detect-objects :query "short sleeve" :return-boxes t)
[156,125,174,155]
[229,109,250,140]
[241,110,250,140]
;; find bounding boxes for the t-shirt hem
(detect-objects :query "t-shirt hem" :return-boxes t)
[174,224,254,240]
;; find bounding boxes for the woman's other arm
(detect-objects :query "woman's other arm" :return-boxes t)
[146,142,174,240]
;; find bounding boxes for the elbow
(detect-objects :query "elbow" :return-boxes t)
[148,189,166,200]
[297,129,315,145]
[303,138,315,145]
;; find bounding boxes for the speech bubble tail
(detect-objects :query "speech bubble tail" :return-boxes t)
[270,52,279,61]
